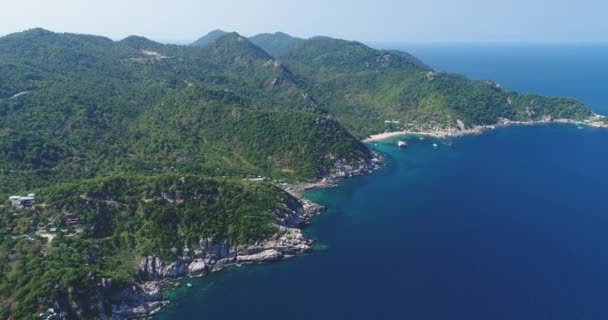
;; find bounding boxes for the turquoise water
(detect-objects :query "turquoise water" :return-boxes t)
[156,45,608,319]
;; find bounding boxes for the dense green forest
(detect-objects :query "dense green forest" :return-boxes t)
[0,175,297,319]
[193,30,592,137]
[0,29,370,196]
[277,36,592,136]
[0,28,596,319]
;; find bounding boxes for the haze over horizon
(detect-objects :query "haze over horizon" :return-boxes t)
[1,0,607,44]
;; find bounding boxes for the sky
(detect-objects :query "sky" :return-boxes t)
[1,0,607,43]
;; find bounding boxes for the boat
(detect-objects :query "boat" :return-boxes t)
[433,143,438,148]
[397,140,407,148]
[186,283,193,288]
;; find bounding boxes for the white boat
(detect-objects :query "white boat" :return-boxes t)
[433,143,438,148]
[397,140,407,148]
[186,283,193,288]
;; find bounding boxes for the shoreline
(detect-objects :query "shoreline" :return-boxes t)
[136,117,606,318]
[287,155,383,196]
[111,156,382,319]
[362,116,608,142]
[114,116,608,319]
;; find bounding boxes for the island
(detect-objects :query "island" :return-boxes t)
[0,28,602,319]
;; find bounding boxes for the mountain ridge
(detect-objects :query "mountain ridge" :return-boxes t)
[191,29,229,47]
[249,31,306,57]
[187,30,590,137]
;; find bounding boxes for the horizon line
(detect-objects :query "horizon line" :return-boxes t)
[1,28,608,46]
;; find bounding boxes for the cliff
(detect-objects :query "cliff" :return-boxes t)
[105,226,313,318]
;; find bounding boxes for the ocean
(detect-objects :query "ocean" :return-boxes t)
[156,44,608,320]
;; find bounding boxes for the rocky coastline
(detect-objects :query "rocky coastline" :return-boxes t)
[288,154,383,195]
[103,226,314,319]
[101,154,383,319]
[83,110,607,318]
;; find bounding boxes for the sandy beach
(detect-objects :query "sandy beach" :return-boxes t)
[362,130,457,142]
[362,127,485,142]
[362,116,608,143]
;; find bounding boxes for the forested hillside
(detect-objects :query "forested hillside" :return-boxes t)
[196,31,591,137]
[0,29,370,195]
[278,36,591,136]
[0,28,596,319]
[0,175,299,318]
[0,29,374,318]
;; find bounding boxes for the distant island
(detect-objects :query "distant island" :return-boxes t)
[0,28,603,319]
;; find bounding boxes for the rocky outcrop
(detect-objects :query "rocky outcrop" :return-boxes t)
[289,152,382,196]
[456,119,467,131]
[106,225,314,319]
[322,153,382,182]
[525,106,536,118]
[137,226,312,280]
[237,249,282,263]
[272,193,312,227]
[102,282,167,320]
[187,259,206,274]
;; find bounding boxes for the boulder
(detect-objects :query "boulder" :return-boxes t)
[456,119,467,131]
[188,259,207,274]
[237,249,282,263]
[162,259,188,278]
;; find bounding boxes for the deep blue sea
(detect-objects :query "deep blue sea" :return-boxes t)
[156,45,608,320]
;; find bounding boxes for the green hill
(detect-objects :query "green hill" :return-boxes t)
[249,32,305,57]
[0,29,369,195]
[0,175,301,318]
[190,29,229,47]
[236,34,591,137]
[280,37,591,137]
[385,49,431,70]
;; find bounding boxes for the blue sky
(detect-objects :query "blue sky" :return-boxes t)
[1,0,606,43]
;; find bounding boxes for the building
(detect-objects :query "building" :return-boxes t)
[63,213,80,226]
[9,193,36,208]
[9,196,20,207]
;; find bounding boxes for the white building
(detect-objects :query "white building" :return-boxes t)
[9,193,36,208]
